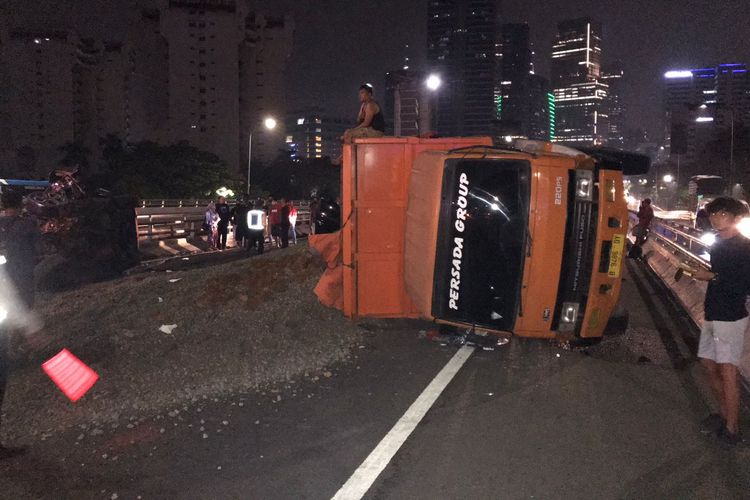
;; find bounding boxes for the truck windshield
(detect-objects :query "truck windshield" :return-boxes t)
[432,159,531,331]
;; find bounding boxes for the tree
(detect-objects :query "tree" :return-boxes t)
[58,141,91,170]
[102,141,238,199]
[252,154,340,200]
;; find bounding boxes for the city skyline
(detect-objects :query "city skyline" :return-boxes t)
[2,0,749,148]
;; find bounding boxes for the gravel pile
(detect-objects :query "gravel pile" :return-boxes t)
[1,244,364,443]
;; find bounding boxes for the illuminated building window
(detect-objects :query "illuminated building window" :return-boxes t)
[297,118,304,125]
[285,135,293,143]
[315,136,322,141]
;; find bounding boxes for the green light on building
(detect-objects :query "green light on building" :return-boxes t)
[547,92,556,140]
[496,94,503,119]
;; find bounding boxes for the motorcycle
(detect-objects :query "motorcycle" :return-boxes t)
[23,166,92,233]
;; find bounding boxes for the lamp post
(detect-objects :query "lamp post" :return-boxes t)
[247,117,277,194]
[424,74,442,135]
[663,174,674,209]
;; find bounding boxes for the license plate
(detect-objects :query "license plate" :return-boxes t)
[608,234,625,278]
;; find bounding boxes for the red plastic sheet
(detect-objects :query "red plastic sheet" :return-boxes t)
[42,349,99,402]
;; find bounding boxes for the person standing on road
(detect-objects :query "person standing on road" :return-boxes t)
[695,206,712,232]
[288,201,298,245]
[280,198,292,248]
[215,196,231,250]
[635,198,654,245]
[204,202,219,249]
[310,197,320,235]
[692,197,750,446]
[0,190,39,459]
[628,198,654,259]
[268,197,283,248]
[232,197,249,249]
[246,200,267,255]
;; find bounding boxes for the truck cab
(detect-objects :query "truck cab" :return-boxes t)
[339,137,646,339]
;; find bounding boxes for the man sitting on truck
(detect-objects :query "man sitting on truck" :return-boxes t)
[342,84,386,143]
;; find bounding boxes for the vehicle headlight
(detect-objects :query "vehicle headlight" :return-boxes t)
[559,302,580,332]
[575,170,593,201]
[700,232,716,247]
[0,306,8,324]
[0,254,6,265]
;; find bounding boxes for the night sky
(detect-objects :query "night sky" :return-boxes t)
[6,0,750,142]
[260,0,750,143]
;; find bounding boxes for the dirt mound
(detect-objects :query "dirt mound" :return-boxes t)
[2,244,364,443]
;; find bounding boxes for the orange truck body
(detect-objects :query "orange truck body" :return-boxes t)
[340,137,628,339]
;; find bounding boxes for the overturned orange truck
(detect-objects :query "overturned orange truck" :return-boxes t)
[315,137,648,339]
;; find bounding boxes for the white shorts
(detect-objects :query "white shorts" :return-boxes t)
[698,317,749,366]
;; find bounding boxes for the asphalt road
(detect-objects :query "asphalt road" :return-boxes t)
[2,259,749,499]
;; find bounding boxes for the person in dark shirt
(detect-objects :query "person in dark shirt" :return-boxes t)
[342,84,386,143]
[0,189,38,459]
[280,198,291,248]
[246,200,267,255]
[692,197,750,446]
[231,197,249,249]
[695,206,712,232]
[310,197,320,235]
[215,196,231,250]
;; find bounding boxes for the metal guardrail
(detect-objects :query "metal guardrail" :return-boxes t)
[628,211,711,268]
[136,200,312,243]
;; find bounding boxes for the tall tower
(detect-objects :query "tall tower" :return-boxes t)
[239,13,294,165]
[601,65,625,148]
[550,18,609,145]
[427,0,498,136]
[160,0,245,172]
[496,23,552,140]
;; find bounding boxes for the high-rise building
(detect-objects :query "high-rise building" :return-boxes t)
[124,8,170,145]
[285,108,348,160]
[497,23,531,129]
[601,65,625,148]
[0,1,293,178]
[664,64,750,163]
[427,0,498,136]
[495,23,552,140]
[160,1,245,172]
[240,13,294,165]
[550,18,609,145]
[0,30,77,178]
[72,38,129,164]
[385,69,428,136]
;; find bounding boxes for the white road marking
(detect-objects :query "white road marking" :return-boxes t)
[331,345,474,500]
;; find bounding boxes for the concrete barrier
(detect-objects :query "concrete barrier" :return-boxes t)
[640,237,750,388]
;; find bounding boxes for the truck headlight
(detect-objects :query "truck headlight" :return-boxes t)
[575,170,593,201]
[559,302,580,332]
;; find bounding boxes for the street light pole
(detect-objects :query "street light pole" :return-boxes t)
[424,74,442,136]
[247,117,277,196]
[247,131,253,195]
[730,109,735,195]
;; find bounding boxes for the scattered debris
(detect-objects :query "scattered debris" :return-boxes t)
[168,278,182,283]
[424,326,509,350]
[159,324,178,335]
[157,297,163,303]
